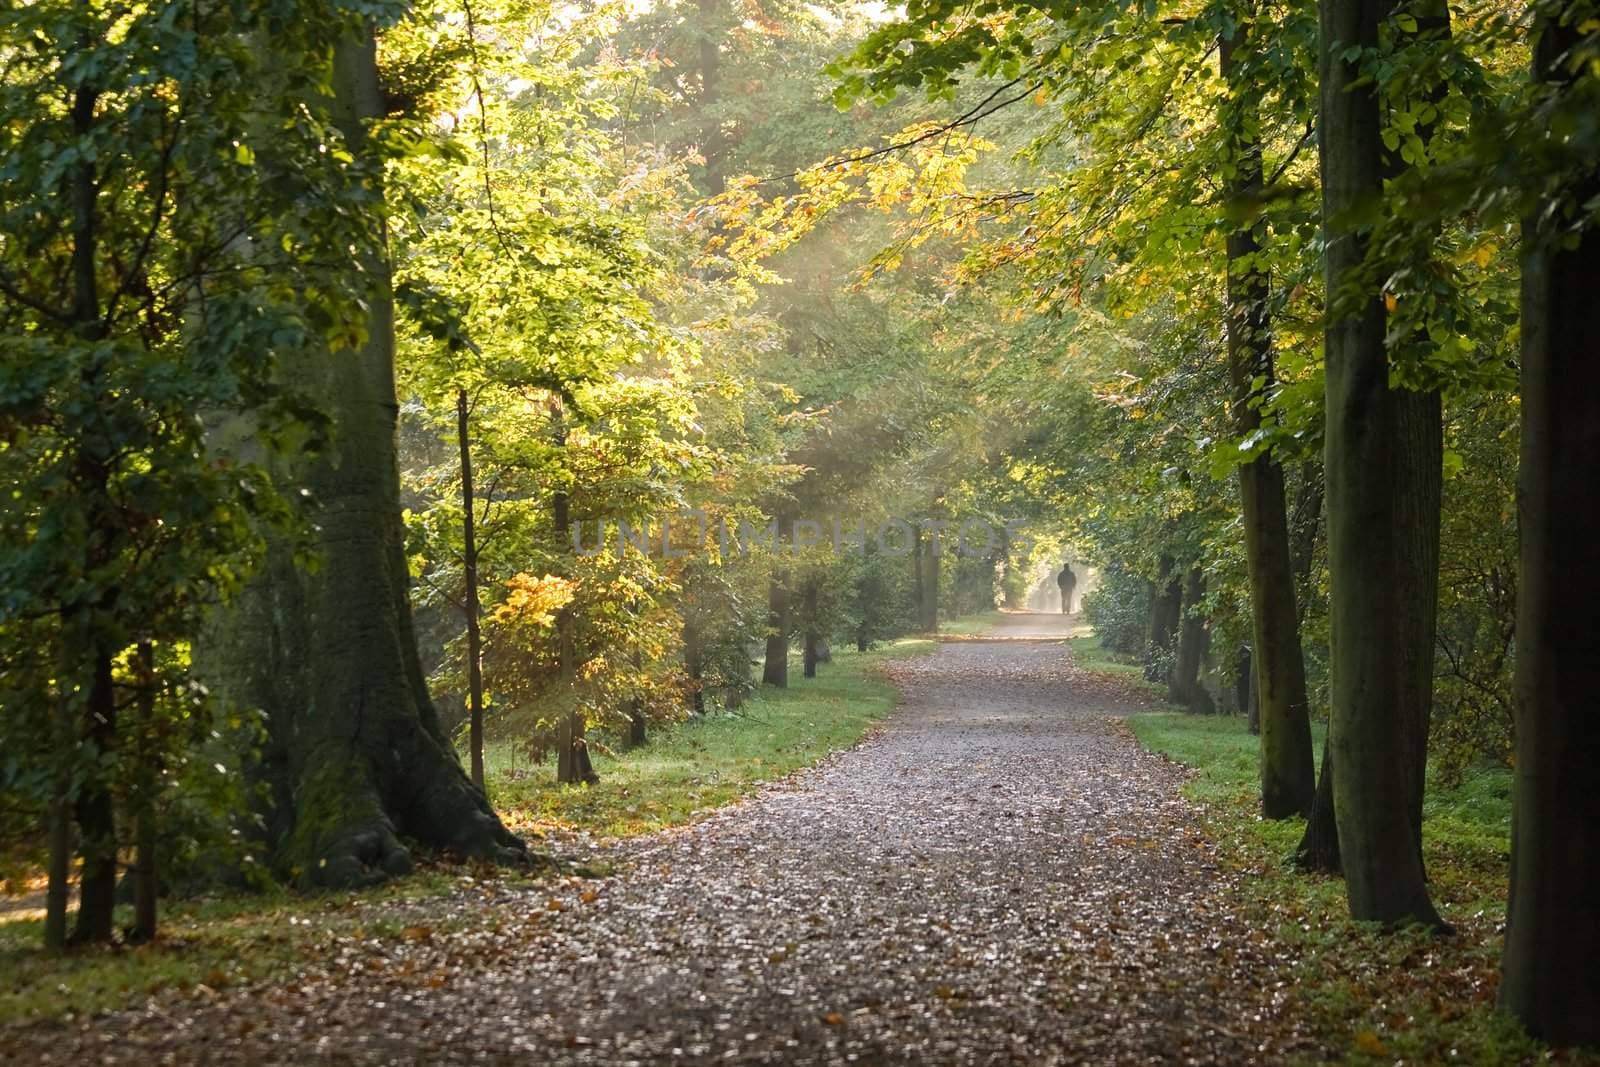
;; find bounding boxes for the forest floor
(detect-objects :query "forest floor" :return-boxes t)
[2,612,1351,1064]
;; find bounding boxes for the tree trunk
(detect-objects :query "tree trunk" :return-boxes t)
[762,571,789,687]
[802,579,820,678]
[1384,0,1450,871]
[549,425,593,785]
[628,698,647,748]
[44,668,72,951]
[1318,0,1443,927]
[1295,741,1342,873]
[71,649,117,945]
[555,711,574,783]
[697,0,726,195]
[1235,644,1256,727]
[1498,9,1600,1042]
[684,618,705,715]
[1289,461,1324,614]
[1221,22,1316,817]
[1169,567,1209,710]
[912,530,926,631]
[457,388,486,790]
[920,528,940,631]
[1145,556,1181,683]
[626,637,646,748]
[207,30,525,885]
[555,705,598,784]
[59,58,118,946]
[1394,388,1442,870]
[1240,408,1317,814]
[129,641,159,944]
[1246,659,1260,735]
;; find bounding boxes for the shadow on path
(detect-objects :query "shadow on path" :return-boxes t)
[6,639,1321,1064]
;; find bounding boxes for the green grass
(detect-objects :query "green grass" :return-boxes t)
[939,609,1007,636]
[1123,710,1544,1064]
[489,638,934,838]
[0,870,466,1027]
[1069,634,1168,699]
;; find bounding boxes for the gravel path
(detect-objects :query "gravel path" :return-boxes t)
[7,617,1320,1064]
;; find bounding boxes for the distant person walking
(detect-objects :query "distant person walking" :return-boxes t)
[1057,563,1077,614]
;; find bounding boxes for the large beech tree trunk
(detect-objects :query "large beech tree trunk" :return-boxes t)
[1498,9,1600,1042]
[1289,462,1323,622]
[209,31,524,885]
[1220,23,1315,818]
[1318,0,1443,927]
[1384,0,1449,871]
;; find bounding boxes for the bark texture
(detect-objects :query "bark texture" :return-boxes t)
[1221,22,1315,818]
[457,389,486,790]
[1169,568,1210,711]
[72,651,117,943]
[208,31,524,885]
[1318,0,1443,927]
[1381,0,1450,873]
[762,573,789,688]
[1498,10,1600,1041]
[696,0,726,195]
[1295,742,1342,873]
[129,641,158,943]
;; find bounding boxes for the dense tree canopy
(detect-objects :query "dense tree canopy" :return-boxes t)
[2,0,1598,1051]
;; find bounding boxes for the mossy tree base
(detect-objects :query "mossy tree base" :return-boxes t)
[209,29,527,889]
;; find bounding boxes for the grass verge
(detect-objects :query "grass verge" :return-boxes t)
[1070,634,1167,698]
[1124,710,1547,1064]
[0,869,470,1027]
[939,610,1007,636]
[489,638,934,838]
[1,639,933,1029]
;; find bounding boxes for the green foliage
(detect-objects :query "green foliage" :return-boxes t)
[0,0,395,939]
[1080,563,1148,657]
[489,639,932,837]
[833,547,916,649]
[1430,394,1518,786]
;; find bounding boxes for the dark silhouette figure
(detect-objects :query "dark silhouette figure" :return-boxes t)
[1057,564,1077,614]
